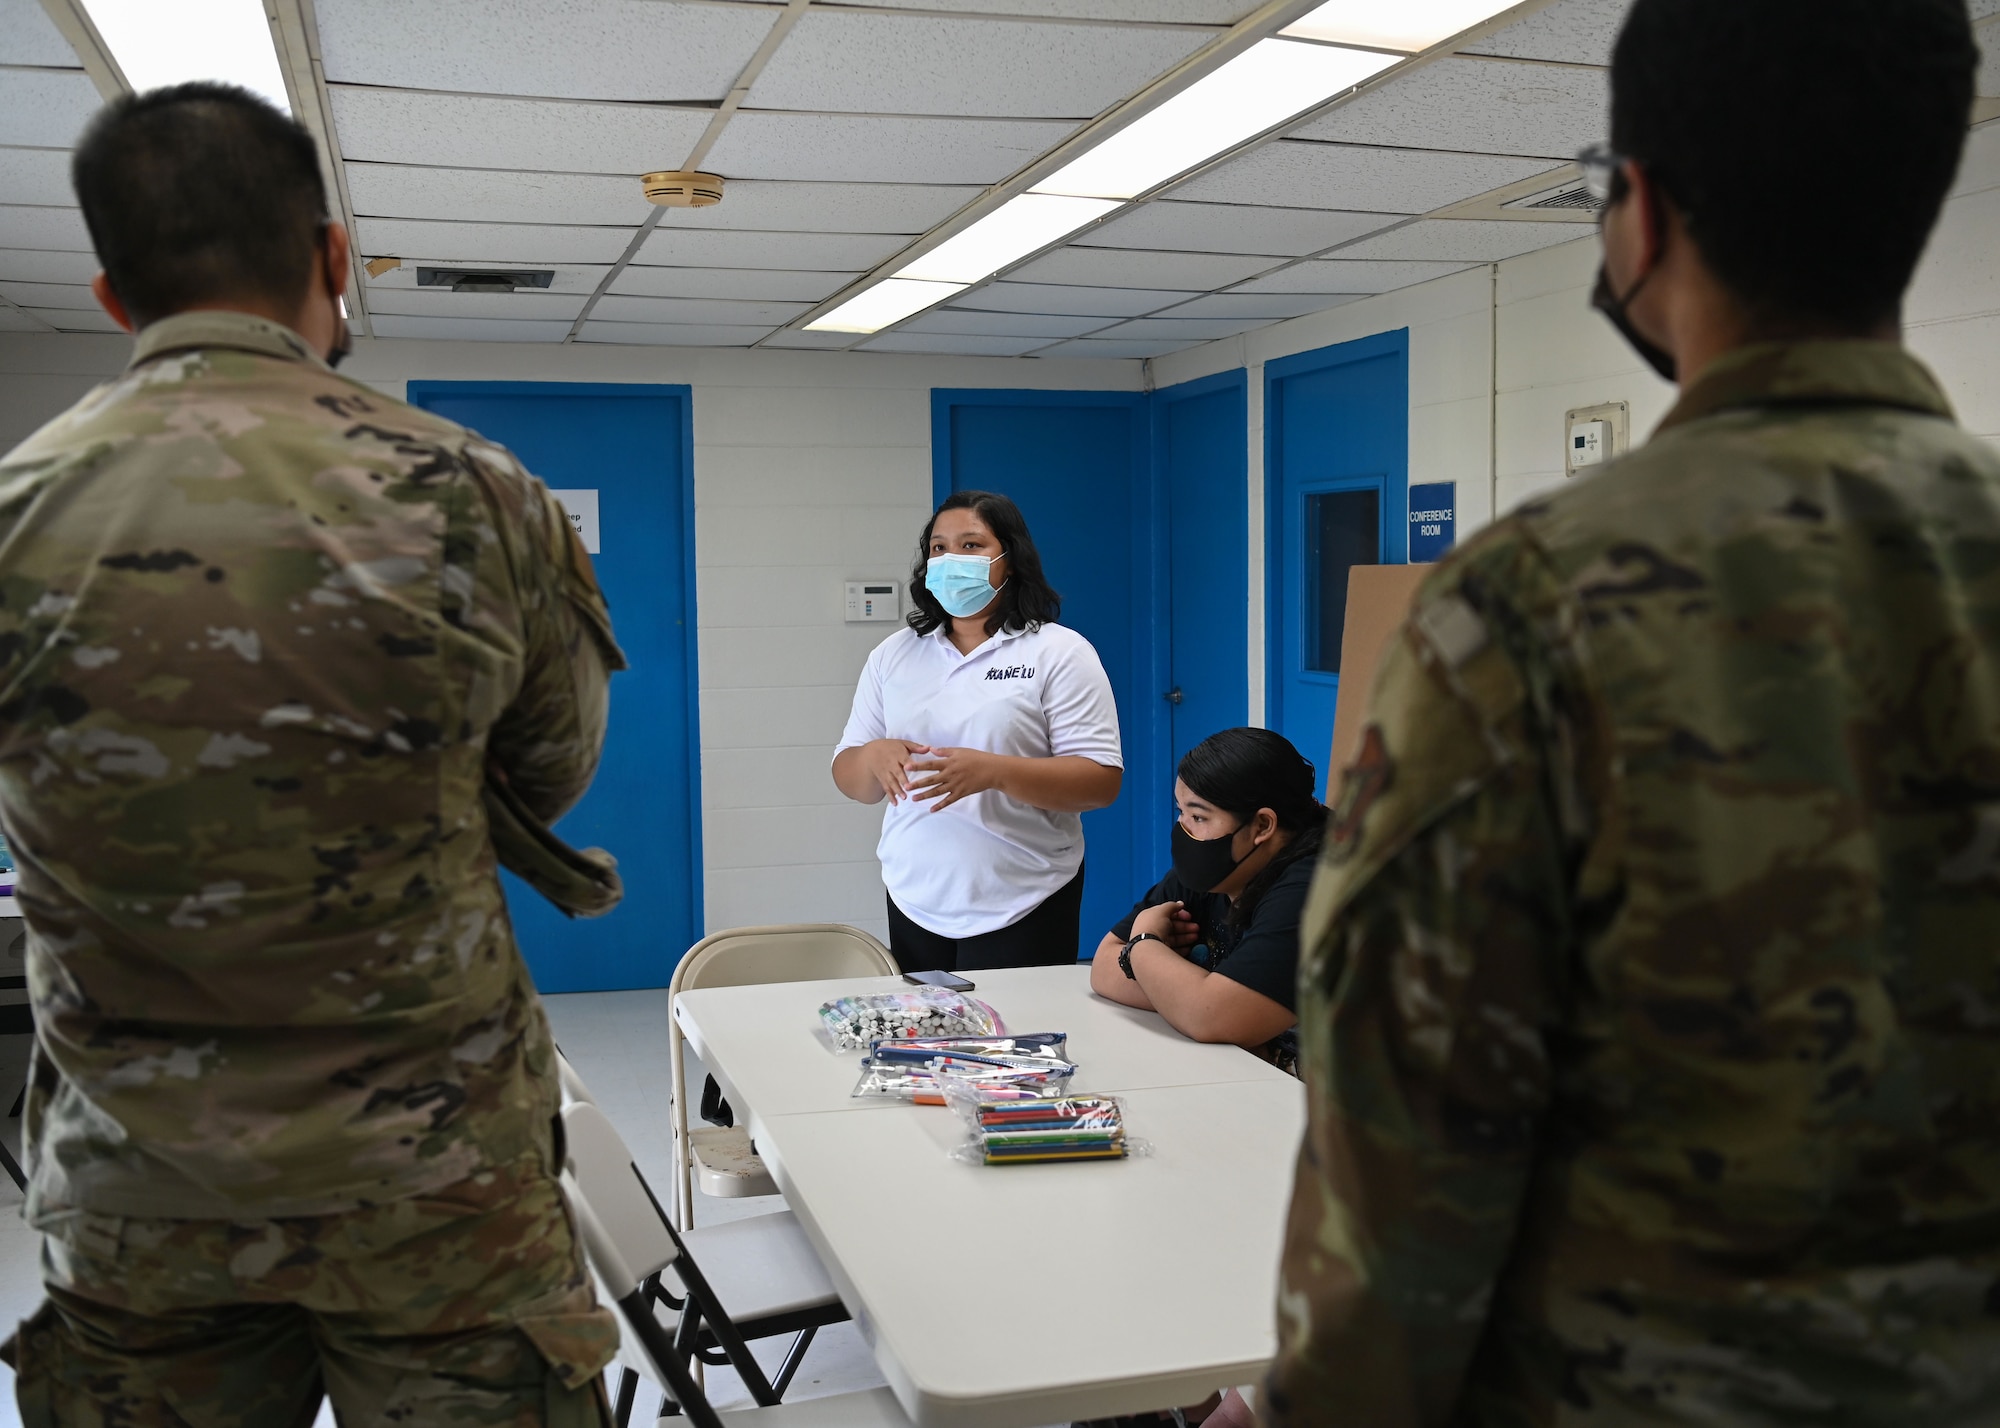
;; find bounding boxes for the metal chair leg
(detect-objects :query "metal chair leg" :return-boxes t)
[612,1367,638,1428]
[771,1325,818,1399]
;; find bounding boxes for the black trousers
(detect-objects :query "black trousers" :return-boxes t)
[887,864,1086,974]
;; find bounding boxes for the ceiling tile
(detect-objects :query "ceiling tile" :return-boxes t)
[612,266,857,302]
[899,309,1114,339]
[0,205,91,252]
[1333,218,1585,262]
[0,0,81,66]
[370,315,573,342]
[1095,315,1272,341]
[590,294,810,325]
[948,281,1193,317]
[760,328,860,349]
[704,112,1076,184]
[861,332,1045,357]
[0,279,95,310]
[1077,202,1401,257]
[365,288,589,320]
[0,247,97,283]
[0,147,74,207]
[748,11,1207,119]
[0,69,99,149]
[1463,0,1631,67]
[26,304,119,332]
[1173,140,1563,214]
[1982,25,2000,97]
[576,320,771,346]
[364,260,609,294]
[654,181,980,235]
[1008,246,1279,290]
[1230,259,1477,294]
[1033,336,1188,359]
[0,306,48,332]
[318,0,777,102]
[348,165,647,227]
[1158,292,1365,320]
[1977,0,2000,16]
[1292,57,1609,160]
[856,0,1257,18]
[328,88,712,173]
[355,217,634,264]
[636,227,907,271]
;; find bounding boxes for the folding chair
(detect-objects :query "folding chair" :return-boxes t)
[555,1063,852,1425]
[561,1099,910,1427]
[670,925,896,1230]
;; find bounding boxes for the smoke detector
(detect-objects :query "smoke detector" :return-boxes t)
[642,170,724,208]
[416,267,555,294]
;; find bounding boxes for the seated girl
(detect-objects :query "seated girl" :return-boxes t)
[1088,727,1326,1063]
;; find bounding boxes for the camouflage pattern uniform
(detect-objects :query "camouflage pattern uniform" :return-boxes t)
[0,311,625,1422]
[1270,342,2000,1427]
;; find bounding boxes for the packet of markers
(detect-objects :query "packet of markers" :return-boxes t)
[941,1080,1148,1166]
[851,1032,1075,1104]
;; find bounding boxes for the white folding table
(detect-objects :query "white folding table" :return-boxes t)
[672,964,1307,1428]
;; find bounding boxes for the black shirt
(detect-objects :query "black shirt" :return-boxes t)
[1109,854,1316,1013]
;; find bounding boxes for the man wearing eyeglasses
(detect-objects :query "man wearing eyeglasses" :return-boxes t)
[1272,2,1995,1425]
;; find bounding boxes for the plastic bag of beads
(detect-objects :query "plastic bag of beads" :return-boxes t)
[942,1084,1150,1165]
[816,989,1003,1051]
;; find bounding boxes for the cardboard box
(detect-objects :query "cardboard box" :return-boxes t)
[1327,565,1431,791]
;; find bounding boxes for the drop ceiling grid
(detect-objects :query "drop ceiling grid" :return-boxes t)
[0,0,83,68]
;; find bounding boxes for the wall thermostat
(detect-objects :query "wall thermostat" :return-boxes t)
[845,581,901,622]
[1565,401,1631,478]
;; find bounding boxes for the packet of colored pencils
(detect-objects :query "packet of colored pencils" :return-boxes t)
[942,1086,1149,1165]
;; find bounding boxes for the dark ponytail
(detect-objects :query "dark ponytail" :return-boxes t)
[1177,727,1327,933]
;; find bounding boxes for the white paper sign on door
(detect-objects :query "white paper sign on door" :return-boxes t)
[549,489,601,554]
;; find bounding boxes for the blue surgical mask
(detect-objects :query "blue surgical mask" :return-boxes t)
[926,551,1006,619]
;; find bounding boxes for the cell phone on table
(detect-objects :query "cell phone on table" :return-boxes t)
[903,969,975,992]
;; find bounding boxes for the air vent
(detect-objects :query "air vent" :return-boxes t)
[1503,179,1601,214]
[415,267,555,294]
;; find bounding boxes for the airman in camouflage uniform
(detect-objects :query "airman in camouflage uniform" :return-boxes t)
[1267,0,1995,1417]
[1270,340,2000,1426]
[0,307,626,1420]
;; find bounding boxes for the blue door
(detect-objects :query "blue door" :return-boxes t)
[408,381,701,993]
[932,391,1154,955]
[1265,332,1409,795]
[1155,371,1249,852]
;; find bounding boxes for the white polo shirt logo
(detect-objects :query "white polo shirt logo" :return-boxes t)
[983,665,1036,682]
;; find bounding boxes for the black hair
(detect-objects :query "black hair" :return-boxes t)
[1609,0,1975,332]
[907,490,1062,638]
[1178,727,1327,933]
[71,82,331,329]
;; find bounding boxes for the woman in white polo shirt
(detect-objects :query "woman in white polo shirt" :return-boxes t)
[832,491,1123,972]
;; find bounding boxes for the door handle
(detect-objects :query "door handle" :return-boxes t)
[1164,688,1184,705]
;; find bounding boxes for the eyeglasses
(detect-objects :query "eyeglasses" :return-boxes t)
[1575,141,1626,204]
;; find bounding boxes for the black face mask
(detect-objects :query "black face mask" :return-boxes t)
[1591,263,1676,383]
[1171,820,1248,894]
[325,318,353,370]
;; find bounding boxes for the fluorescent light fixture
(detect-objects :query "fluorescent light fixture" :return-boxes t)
[1032,39,1395,201]
[898,194,1122,284]
[81,0,292,113]
[1281,0,1523,55]
[806,278,968,334]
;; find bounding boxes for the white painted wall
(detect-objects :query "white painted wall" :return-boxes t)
[0,333,1141,947]
[2,122,1994,954]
